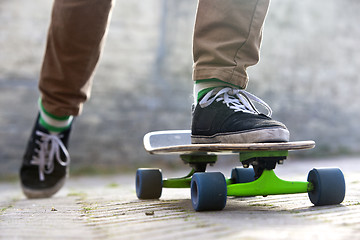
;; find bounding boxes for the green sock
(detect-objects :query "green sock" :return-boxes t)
[193,78,241,103]
[38,99,73,133]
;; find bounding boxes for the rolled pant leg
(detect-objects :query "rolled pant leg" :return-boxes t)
[193,0,270,88]
[39,0,114,116]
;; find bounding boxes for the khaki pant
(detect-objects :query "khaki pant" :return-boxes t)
[40,0,269,116]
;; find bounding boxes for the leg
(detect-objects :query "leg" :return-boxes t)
[193,0,270,88]
[40,0,114,117]
[20,0,114,199]
[191,0,289,143]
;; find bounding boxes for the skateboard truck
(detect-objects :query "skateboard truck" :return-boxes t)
[180,154,217,172]
[173,151,288,188]
[155,155,217,189]
[180,150,289,179]
[240,150,288,179]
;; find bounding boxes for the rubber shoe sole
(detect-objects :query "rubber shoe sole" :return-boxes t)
[21,177,66,199]
[191,127,290,144]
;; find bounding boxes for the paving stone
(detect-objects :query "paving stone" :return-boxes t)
[0,158,359,239]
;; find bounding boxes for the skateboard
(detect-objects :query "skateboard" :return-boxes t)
[136,130,346,211]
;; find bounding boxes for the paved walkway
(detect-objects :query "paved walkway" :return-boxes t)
[1,157,359,240]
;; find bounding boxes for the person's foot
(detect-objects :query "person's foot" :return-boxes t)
[191,87,289,143]
[20,114,72,198]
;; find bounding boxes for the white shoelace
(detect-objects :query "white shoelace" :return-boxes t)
[30,131,70,181]
[199,87,273,117]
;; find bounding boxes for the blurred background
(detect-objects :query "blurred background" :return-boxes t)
[0,0,359,179]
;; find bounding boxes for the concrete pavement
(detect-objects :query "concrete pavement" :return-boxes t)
[0,157,359,240]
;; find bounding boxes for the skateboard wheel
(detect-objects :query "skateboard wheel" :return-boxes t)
[307,168,346,206]
[191,172,227,211]
[136,168,162,199]
[231,167,255,184]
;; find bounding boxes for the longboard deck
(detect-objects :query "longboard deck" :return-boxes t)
[144,130,315,155]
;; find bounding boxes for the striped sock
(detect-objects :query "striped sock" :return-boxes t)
[38,99,73,133]
[193,78,241,103]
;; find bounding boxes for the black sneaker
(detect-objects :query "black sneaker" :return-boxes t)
[191,87,289,143]
[20,114,72,198]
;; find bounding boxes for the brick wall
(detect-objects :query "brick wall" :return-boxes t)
[0,0,359,175]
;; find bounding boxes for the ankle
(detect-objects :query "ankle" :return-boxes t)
[194,78,242,103]
[38,99,73,133]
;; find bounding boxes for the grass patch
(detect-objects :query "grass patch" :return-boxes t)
[67,191,87,200]
[70,165,136,177]
[0,205,13,214]
[106,182,119,188]
[80,202,99,214]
